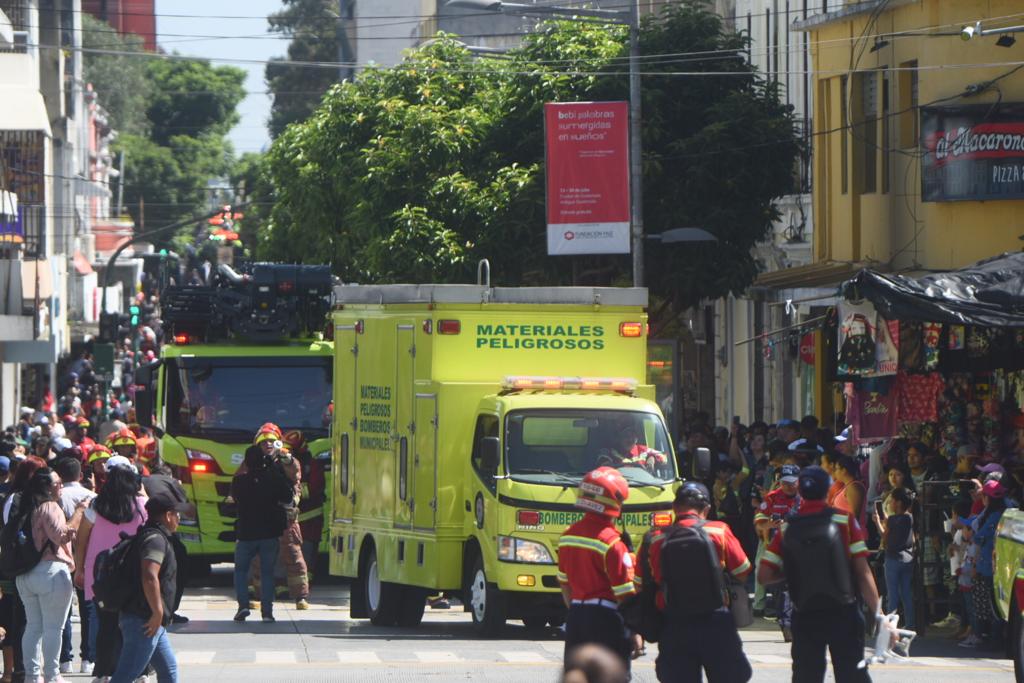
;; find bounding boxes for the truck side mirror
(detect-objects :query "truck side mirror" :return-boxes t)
[480,436,501,475]
[133,361,160,429]
[693,447,712,480]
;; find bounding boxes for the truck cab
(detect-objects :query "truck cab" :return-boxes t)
[995,508,1024,678]
[463,388,676,631]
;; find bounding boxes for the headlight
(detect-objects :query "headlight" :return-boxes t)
[497,536,554,564]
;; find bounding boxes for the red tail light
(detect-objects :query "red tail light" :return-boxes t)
[185,449,224,475]
[437,319,461,335]
[518,510,541,526]
[173,333,190,345]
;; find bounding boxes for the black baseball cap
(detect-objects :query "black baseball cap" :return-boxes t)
[145,488,191,516]
[798,466,832,500]
[674,481,711,507]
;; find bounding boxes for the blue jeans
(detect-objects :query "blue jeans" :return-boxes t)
[16,560,74,682]
[109,612,177,683]
[884,556,915,630]
[234,537,279,614]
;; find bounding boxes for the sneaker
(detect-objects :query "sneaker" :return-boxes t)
[428,598,450,610]
[59,661,73,674]
[233,608,251,622]
[80,661,94,675]
[295,599,309,610]
[782,627,792,643]
[932,614,960,629]
[957,634,981,648]
[171,613,189,624]
[262,613,276,623]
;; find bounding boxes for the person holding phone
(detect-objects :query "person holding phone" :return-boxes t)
[873,487,915,630]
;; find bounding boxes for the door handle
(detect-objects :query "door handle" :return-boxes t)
[464,500,471,512]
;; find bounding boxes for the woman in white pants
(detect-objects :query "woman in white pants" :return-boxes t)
[14,467,86,683]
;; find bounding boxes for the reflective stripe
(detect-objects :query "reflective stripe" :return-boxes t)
[762,550,783,567]
[703,526,725,536]
[557,571,568,583]
[297,508,323,522]
[753,512,769,523]
[558,535,611,555]
[849,541,868,555]
[832,514,849,525]
[611,582,635,596]
[731,559,751,576]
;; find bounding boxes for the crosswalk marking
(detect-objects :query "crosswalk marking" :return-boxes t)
[539,642,564,654]
[336,651,382,664]
[255,651,298,664]
[904,657,964,667]
[748,654,789,664]
[500,652,549,663]
[415,651,461,663]
[175,651,216,665]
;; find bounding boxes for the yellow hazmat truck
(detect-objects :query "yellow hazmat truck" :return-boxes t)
[329,284,678,633]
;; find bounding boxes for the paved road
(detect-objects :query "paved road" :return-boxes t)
[61,569,1015,682]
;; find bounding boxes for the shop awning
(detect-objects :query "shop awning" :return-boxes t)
[753,260,871,290]
[0,87,52,135]
[843,252,1024,327]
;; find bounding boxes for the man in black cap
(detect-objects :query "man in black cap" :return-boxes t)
[639,482,752,682]
[109,490,189,683]
[757,466,881,683]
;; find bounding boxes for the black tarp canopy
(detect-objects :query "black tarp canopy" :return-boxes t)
[842,252,1024,327]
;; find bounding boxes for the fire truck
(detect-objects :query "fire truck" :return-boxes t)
[134,263,334,569]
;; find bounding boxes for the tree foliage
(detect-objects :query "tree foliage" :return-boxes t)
[81,15,152,135]
[113,59,246,241]
[263,1,802,313]
[265,0,342,138]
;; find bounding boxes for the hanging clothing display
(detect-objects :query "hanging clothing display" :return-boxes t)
[837,300,898,378]
[896,371,945,423]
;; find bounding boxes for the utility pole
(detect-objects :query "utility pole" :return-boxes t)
[628,0,644,287]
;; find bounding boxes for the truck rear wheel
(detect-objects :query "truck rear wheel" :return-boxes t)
[465,555,506,636]
[362,545,401,626]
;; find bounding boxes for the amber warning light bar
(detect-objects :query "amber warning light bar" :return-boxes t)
[501,376,637,393]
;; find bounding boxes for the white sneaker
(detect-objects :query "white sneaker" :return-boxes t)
[60,661,73,673]
[958,634,981,648]
[80,660,95,674]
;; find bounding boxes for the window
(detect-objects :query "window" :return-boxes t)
[165,357,332,441]
[840,76,849,194]
[505,410,676,486]
[859,71,878,194]
[898,60,919,149]
[470,414,499,485]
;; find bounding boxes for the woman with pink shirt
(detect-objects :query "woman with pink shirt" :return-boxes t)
[72,463,147,682]
[15,467,86,683]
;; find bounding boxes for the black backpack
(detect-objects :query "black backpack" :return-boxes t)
[0,497,50,579]
[93,525,150,612]
[619,528,666,642]
[780,510,856,612]
[659,520,725,616]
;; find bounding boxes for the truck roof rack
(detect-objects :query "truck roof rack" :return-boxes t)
[332,284,647,307]
[163,263,334,343]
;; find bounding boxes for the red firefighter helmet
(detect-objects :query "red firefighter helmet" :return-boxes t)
[282,429,306,452]
[575,466,630,518]
[107,427,136,449]
[254,422,283,445]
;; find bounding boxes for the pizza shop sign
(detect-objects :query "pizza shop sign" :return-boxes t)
[922,104,1024,202]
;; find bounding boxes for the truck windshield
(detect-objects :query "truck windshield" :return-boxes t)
[165,357,331,441]
[505,410,675,487]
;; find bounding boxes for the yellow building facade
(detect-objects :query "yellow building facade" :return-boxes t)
[799,0,1024,271]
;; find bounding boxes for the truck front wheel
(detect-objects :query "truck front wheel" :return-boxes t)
[465,555,507,636]
[362,545,401,626]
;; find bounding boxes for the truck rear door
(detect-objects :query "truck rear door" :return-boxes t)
[394,322,415,528]
[413,394,437,529]
[334,323,359,523]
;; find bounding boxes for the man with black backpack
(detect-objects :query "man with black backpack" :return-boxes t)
[108,489,189,683]
[757,466,881,683]
[639,482,752,683]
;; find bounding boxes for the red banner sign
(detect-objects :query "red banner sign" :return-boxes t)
[544,101,630,255]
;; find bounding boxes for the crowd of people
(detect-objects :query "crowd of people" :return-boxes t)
[557,410,1019,683]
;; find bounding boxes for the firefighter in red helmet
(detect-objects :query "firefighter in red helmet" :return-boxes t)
[557,467,638,672]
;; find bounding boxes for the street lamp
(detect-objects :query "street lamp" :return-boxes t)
[445,0,646,287]
[960,20,1024,42]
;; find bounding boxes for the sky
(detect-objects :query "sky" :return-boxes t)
[156,0,283,155]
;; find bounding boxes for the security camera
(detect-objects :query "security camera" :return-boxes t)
[961,22,981,41]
